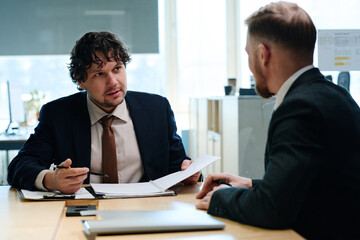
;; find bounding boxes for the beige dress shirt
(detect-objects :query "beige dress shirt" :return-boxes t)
[35,94,143,190]
[87,95,143,183]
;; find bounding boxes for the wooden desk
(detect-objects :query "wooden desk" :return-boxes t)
[0,185,303,240]
[0,186,65,240]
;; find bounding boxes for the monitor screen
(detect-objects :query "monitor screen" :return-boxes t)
[6,81,25,134]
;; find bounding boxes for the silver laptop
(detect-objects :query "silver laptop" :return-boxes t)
[81,209,225,238]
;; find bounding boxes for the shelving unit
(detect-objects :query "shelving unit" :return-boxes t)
[189,96,274,178]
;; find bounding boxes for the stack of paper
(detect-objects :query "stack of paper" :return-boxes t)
[91,155,220,198]
[18,155,220,200]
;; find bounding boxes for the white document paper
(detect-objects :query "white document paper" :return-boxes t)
[19,187,95,200]
[19,155,220,200]
[91,182,162,195]
[152,155,220,190]
[91,155,220,197]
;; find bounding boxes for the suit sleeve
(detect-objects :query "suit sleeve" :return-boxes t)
[164,98,191,173]
[7,103,56,190]
[208,100,324,229]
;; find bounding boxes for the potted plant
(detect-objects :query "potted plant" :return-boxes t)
[24,90,45,126]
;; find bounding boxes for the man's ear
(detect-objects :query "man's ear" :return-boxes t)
[258,43,271,66]
[77,80,85,90]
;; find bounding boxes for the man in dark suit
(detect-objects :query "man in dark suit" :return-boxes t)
[8,31,200,194]
[196,2,360,239]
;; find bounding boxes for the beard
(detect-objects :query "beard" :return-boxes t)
[253,60,274,98]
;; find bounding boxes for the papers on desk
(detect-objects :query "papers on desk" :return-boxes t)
[18,187,95,200]
[91,155,220,198]
[90,182,176,198]
[18,155,220,200]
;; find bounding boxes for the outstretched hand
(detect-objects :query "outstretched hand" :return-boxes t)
[181,159,201,185]
[196,184,229,210]
[195,173,252,210]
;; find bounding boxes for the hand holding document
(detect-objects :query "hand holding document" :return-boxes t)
[91,155,220,198]
[18,155,220,200]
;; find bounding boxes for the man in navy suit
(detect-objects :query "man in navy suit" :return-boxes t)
[196,2,360,239]
[8,31,200,193]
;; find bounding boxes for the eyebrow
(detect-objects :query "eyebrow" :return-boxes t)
[88,68,101,74]
[86,63,103,74]
[87,62,123,74]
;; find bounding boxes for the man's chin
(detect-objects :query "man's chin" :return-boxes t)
[107,97,124,108]
[255,87,274,98]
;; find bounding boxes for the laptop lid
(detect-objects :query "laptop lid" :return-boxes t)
[82,209,225,237]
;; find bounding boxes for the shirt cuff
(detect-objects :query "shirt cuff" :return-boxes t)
[35,170,50,191]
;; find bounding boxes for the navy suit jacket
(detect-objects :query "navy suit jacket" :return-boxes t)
[8,91,189,190]
[208,68,360,239]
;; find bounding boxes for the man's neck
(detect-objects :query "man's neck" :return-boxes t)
[269,60,313,95]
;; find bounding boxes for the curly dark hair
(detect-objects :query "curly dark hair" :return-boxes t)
[68,31,132,90]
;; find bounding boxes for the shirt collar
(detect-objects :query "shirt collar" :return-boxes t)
[86,94,130,126]
[273,65,314,110]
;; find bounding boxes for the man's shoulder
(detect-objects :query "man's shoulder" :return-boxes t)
[125,91,171,113]
[126,90,164,99]
[126,91,167,104]
[40,92,87,116]
[45,91,86,107]
[285,68,346,102]
[279,69,360,121]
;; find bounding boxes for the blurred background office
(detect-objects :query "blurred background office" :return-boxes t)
[1,0,359,185]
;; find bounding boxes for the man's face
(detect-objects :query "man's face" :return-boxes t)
[78,52,127,113]
[245,34,272,98]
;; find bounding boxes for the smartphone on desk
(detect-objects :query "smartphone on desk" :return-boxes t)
[66,205,96,216]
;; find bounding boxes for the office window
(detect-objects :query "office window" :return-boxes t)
[176,0,227,104]
[0,0,167,132]
[0,56,167,130]
[0,0,159,55]
[238,0,360,104]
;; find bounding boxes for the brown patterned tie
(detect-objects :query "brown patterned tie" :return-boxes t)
[100,115,118,183]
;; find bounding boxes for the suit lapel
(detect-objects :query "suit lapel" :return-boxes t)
[125,92,153,177]
[265,68,324,169]
[72,92,91,169]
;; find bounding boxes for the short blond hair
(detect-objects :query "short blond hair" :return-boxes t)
[245,1,316,56]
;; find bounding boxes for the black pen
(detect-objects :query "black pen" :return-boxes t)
[212,180,233,187]
[55,165,109,178]
[43,193,75,199]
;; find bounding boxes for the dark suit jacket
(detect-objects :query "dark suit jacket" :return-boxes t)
[208,68,360,239]
[8,91,189,190]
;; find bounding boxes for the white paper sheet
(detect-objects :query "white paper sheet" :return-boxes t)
[18,155,220,200]
[91,155,220,196]
[153,155,220,190]
[91,182,161,195]
[19,187,95,200]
